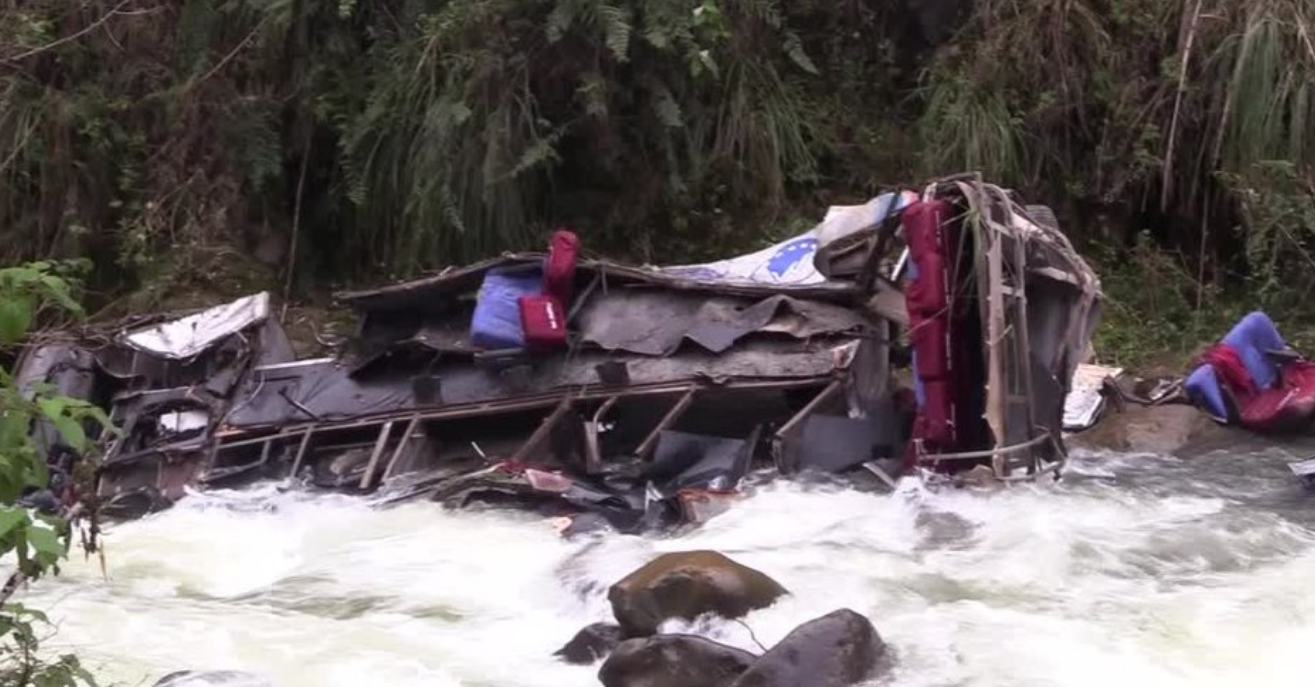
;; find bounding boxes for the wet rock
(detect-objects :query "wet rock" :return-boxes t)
[731,609,887,687]
[608,551,788,636]
[1067,403,1237,456]
[153,671,272,687]
[555,622,626,664]
[598,634,757,687]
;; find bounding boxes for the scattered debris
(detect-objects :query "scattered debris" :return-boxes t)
[13,173,1103,529]
[1288,457,1315,490]
[1063,363,1124,431]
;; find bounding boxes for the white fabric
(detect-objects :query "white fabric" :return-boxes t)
[124,292,271,360]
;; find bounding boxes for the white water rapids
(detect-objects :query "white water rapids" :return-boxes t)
[18,446,1315,687]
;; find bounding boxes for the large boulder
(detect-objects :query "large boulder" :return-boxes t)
[598,634,757,687]
[608,551,788,636]
[555,622,627,664]
[731,609,887,687]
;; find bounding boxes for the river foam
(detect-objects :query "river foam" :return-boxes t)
[18,448,1315,687]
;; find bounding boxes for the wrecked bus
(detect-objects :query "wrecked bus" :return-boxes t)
[14,174,1101,531]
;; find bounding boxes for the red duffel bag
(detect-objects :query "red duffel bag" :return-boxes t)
[519,294,568,351]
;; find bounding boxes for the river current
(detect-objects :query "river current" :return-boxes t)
[18,445,1315,687]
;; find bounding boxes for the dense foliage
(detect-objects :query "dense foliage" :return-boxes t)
[0,262,108,687]
[0,0,1312,361]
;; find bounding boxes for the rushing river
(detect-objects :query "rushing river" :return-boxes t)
[18,445,1315,687]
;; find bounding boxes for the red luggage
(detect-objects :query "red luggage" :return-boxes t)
[544,229,580,304]
[518,294,568,351]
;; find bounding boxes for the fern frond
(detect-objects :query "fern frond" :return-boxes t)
[650,80,683,128]
[547,0,577,44]
[782,31,818,75]
[598,3,633,61]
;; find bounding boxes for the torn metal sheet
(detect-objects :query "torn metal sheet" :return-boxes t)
[122,292,271,360]
[578,292,872,356]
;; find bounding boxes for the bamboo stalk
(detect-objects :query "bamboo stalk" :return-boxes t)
[1162,0,1206,212]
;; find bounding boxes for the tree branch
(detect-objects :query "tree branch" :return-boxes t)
[1,0,136,63]
[0,571,27,607]
[180,17,270,95]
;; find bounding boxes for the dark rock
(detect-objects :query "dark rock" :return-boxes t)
[598,634,757,687]
[153,671,272,687]
[731,609,887,687]
[608,551,788,636]
[555,622,626,664]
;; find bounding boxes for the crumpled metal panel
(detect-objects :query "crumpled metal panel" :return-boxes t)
[122,292,271,360]
[224,339,854,430]
[577,291,872,356]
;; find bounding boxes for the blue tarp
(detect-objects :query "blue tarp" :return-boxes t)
[470,269,543,350]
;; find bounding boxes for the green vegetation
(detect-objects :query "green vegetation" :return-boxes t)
[0,262,109,686]
[0,0,1312,362]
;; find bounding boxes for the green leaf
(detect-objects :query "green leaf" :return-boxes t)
[39,274,83,316]
[0,507,28,540]
[52,416,87,452]
[27,525,65,569]
[0,293,35,343]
